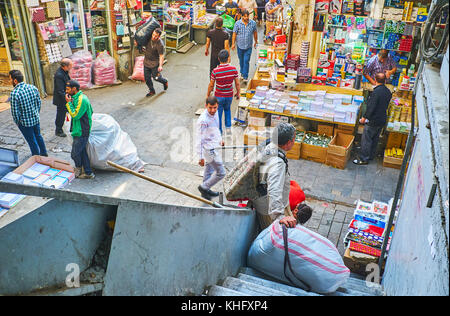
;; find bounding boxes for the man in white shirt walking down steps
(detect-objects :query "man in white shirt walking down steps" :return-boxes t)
[197,96,226,200]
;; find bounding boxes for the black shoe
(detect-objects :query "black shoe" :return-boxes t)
[198,185,211,201]
[146,91,156,97]
[163,81,168,91]
[353,158,368,165]
[55,130,66,137]
[206,189,219,197]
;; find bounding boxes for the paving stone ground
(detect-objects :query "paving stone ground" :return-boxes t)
[0,29,397,247]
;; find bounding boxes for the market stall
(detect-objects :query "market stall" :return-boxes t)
[235,0,430,170]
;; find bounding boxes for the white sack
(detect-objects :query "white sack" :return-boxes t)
[247,221,350,294]
[86,113,146,171]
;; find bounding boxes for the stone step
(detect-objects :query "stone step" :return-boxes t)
[237,273,321,296]
[222,277,296,296]
[26,283,103,296]
[207,285,246,296]
[239,267,382,296]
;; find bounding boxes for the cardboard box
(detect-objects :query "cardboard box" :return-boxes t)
[300,132,333,164]
[244,126,272,145]
[317,123,334,136]
[248,116,268,127]
[334,126,355,136]
[249,109,266,118]
[325,133,354,169]
[270,114,290,127]
[14,155,74,175]
[327,133,355,156]
[386,132,403,149]
[246,79,269,99]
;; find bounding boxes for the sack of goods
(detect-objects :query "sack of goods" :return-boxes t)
[222,145,271,201]
[69,50,93,89]
[93,51,117,86]
[86,113,146,172]
[131,56,145,81]
[247,221,350,294]
[135,17,161,50]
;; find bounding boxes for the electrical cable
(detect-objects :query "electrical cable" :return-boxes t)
[419,0,449,62]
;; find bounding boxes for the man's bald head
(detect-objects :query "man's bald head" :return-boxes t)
[375,72,386,84]
[60,58,73,71]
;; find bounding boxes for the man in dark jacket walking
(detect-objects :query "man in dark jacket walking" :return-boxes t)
[53,58,72,137]
[353,73,392,165]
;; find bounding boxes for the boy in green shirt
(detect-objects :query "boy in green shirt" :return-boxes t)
[65,80,94,179]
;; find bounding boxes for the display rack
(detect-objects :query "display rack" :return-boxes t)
[163,21,190,51]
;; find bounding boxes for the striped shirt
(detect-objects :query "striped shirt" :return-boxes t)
[10,82,42,127]
[233,19,257,50]
[211,63,239,98]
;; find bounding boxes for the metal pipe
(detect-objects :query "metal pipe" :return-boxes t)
[19,0,47,96]
[378,93,416,272]
[10,0,33,84]
[106,160,225,208]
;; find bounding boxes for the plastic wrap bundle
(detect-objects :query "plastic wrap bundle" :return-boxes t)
[86,113,146,172]
[248,221,350,294]
[131,56,145,81]
[69,50,93,89]
[135,17,161,51]
[93,51,117,86]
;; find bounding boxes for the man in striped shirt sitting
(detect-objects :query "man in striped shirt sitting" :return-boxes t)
[207,49,240,135]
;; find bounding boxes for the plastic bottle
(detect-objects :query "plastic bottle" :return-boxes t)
[398,68,407,88]
[408,64,415,78]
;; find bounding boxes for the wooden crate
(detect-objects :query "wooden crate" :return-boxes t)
[317,123,334,136]
[383,155,403,169]
[286,142,301,160]
[300,132,333,164]
[386,132,404,149]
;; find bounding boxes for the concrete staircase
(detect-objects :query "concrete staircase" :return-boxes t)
[207,267,384,296]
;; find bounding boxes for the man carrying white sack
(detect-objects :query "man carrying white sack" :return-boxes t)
[251,122,298,231]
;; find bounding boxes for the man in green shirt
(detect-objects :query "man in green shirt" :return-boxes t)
[65,80,94,179]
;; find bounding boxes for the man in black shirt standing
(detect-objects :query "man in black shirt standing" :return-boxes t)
[353,73,392,165]
[205,17,230,76]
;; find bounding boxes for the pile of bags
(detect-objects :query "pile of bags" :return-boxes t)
[93,51,117,86]
[69,50,93,89]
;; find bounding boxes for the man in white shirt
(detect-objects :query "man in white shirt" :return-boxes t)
[197,96,226,200]
[238,0,258,20]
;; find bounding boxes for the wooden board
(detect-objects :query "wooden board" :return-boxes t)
[177,42,195,54]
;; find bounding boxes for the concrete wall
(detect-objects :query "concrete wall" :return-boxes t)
[103,201,256,296]
[382,60,449,296]
[0,198,116,295]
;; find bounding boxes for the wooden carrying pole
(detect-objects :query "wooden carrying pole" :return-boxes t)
[106,161,224,208]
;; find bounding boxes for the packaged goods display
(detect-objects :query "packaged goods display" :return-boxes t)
[93,51,117,86]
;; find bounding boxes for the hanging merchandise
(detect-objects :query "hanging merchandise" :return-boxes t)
[58,40,73,58]
[329,0,342,14]
[46,1,61,18]
[31,7,46,23]
[26,0,40,7]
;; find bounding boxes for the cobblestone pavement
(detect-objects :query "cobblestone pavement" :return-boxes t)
[0,28,397,246]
